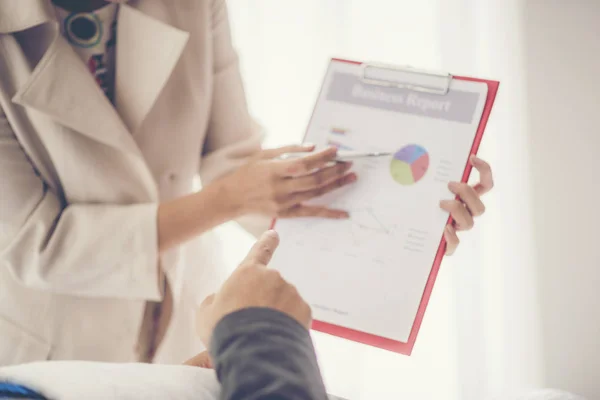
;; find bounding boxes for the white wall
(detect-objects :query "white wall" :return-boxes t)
[523,1,600,398]
[225,1,600,398]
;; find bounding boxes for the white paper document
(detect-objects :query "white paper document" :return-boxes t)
[271,61,488,343]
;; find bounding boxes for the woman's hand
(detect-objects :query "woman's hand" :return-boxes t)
[157,144,354,253]
[440,156,494,255]
[218,144,357,219]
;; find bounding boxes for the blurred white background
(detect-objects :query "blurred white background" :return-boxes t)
[214,1,600,399]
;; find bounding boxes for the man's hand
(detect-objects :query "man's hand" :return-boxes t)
[196,231,312,346]
[183,351,213,368]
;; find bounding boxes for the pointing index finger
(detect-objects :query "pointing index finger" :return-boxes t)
[240,230,280,268]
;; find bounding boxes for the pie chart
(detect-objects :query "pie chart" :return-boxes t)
[390,144,430,185]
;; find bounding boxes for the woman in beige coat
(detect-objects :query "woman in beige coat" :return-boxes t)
[0,0,493,365]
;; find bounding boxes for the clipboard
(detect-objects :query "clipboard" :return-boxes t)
[271,58,499,355]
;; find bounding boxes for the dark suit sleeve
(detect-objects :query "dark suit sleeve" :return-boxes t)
[209,307,328,400]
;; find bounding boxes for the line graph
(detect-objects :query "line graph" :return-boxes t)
[348,207,391,235]
[281,205,401,260]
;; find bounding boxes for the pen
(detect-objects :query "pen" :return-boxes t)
[279,150,392,162]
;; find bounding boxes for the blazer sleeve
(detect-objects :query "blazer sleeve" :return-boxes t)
[199,0,270,237]
[0,105,162,301]
[198,0,263,185]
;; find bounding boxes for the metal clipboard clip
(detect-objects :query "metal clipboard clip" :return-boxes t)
[360,62,453,95]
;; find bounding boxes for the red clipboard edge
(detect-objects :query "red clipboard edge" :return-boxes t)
[270,58,500,355]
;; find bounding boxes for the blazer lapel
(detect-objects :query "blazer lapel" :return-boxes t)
[115,4,189,134]
[0,0,54,34]
[12,24,141,155]
[11,2,190,154]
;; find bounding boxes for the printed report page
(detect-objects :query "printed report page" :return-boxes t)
[271,61,487,343]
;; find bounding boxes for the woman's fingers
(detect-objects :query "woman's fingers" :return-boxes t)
[470,156,494,196]
[448,182,485,217]
[259,143,315,160]
[439,156,491,237]
[440,199,474,231]
[444,224,459,255]
[279,205,349,219]
[282,162,353,193]
[276,147,338,177]
[282,173,357,208]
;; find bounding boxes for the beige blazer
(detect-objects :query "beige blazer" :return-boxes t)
[0,0,263,365]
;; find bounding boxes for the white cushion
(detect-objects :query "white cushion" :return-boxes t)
[0,361,220,400]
